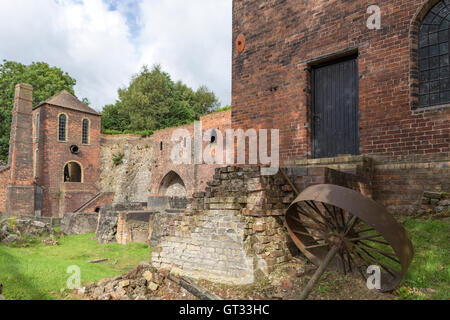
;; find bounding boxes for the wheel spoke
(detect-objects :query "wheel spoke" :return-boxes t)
[339,251,347,275]
[355,227,376,234]
[296,206,328,229]
[355,247,398,277]
[304,243,330,250]
[343,216,359,236]
[322,203,341,231]
[304,201,336,231]
[349,234,384,242]
[357,242,400,264]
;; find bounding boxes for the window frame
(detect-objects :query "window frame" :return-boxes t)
[82,118,90,145]
[58,113,68,142]
[417,0,450,109]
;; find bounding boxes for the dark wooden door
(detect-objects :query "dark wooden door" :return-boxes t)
[311,56,359,158]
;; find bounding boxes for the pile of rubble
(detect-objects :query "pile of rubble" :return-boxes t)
[77,262,198,300]
[418,192,450,218]
[0,218,56,245]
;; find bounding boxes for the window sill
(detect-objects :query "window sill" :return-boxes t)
[413,103,450,113]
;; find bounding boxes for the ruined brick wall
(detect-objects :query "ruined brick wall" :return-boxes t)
[116,211,153,245]
[0,166,10,212]
[150,163,374,283]
[149,109,232,197]
[34,104,101,217]
[6,84,35,216]
[100,110,232,202]
[151,166,298,284]
[232,0,449,162]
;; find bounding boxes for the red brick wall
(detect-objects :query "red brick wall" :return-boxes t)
[33,104,101,217]
[372,155,450,214]
[0,167,10,212]
[232,0,450,163]
[149,109,232,197]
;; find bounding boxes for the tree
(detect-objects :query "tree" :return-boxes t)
[0,60,77,162]
[102,65,219,134]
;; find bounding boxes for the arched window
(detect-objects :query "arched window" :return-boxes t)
[64,162,82,183]
[58,114,67,141]
[210,129,218,144]
[419,1,450,107]
[35,113,40,142]
[82,119,90,144]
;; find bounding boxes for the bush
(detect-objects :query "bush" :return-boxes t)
[112,152,125,166]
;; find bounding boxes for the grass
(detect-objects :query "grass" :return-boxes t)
[0,233,151,300]
[396,217,450,300]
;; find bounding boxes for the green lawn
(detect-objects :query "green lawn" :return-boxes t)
[0,233,151,300]
[396,217,450,300]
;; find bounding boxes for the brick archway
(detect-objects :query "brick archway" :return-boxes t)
[158,171,187,197]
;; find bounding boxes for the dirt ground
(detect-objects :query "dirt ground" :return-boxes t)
[74,258,395,300]
[197,259,394,300]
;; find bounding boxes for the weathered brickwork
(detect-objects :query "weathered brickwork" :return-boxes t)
[6,84,35,215]
[232,0,450,162]
[150,164,373,283]
[100,110,232,203]
[33,99,102,217]
[372,154,450,214]
[0,166,10,213]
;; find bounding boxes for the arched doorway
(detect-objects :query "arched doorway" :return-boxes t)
[158,171,187,197]
[64,162,82,182]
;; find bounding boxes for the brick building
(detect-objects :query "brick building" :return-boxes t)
[32,90,102,217]
[232,0,449,213]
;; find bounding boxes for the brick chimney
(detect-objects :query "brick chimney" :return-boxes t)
[6,83,36,216]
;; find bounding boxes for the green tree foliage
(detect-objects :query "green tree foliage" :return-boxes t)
[101,65,219,134]
[0,60,77,162]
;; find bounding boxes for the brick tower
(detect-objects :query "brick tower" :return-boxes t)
[6,83,36,216]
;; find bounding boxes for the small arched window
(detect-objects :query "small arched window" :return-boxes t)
[419,1,450,108]
[64,162,82,183]
[210,129,218,144]
[82,119,90,144]
[35,113,40,142]
[58,114,67,141]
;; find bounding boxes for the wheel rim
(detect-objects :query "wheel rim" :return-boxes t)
[285,184,414,292]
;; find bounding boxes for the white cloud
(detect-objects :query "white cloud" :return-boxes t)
[0,0,232,110]
[137,0,232,106]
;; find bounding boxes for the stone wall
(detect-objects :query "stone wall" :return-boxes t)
[419,191,450,216]
[99,135,154,204]
[150,163,374,284]
[151,166,297,284]
[96,203,148,244]
[117,211,153,245]
[60,212,99,235]
[99,110,232,203]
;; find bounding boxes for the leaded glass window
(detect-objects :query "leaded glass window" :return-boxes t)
[59,114,67,141]
[82,119,89,144]
[419,1,450,107]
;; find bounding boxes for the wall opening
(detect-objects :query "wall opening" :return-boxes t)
[64,162,82,183]
[158,171,187,197]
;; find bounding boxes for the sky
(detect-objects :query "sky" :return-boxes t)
[0,0,232,111]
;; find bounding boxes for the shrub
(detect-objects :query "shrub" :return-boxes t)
[112,152,125,166]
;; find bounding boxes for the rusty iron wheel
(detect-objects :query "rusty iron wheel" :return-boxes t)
[286,184,414,292]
